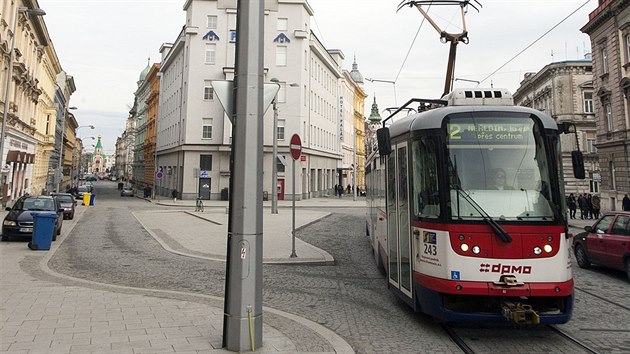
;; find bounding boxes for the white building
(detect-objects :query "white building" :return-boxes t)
[156,0,358,200]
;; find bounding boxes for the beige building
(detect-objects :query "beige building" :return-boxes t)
[1,1,67,202]
[513,59,599,196]
[344,59,367,192]
[581,0,630,211]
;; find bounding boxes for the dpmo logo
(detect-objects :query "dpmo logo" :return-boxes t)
[479,263,532,274]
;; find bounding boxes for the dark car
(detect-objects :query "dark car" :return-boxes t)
[572,211,630,281]
[75,185,90,200]
[1,195,63,242]
[51,193,76,220]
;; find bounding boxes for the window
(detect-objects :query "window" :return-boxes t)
[45,115,50,135]
[202,118,213,139]
[204,81,214,100]
[205,44,216,64]
[594,215,614,234]
[200,155,212,170]
[612,215,630,236]
[207,15,217,29]
[277,119,285,140]
[583,91,594,113]
[605,102,613,131]
[412,138,440,218]
[277,155,286,173]
[601,47,609,74]
[626,34,630,63]
[276,46,287,66]
[277,18,288,31]
[587,139,597,153]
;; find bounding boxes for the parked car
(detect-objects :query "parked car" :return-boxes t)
[51,193,77,220]
[75,185,90,199]
[86,175,97,182]
[1,195,63,242]
[572,211,630,281]
[121,186,134,197]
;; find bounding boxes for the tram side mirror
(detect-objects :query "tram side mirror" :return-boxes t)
[571,150,585,179]
[377,128,392,156]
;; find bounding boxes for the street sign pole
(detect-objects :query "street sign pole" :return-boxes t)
[289,134,301,258]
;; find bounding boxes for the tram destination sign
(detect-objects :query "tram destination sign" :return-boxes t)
[447,121,532,144]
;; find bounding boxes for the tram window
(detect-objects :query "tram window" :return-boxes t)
[412,138,440,218]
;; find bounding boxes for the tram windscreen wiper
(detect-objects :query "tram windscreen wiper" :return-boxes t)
[451,185,513,243]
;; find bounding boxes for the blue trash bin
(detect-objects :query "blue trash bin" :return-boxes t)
[89,194,95,206]
[28,212,58,251]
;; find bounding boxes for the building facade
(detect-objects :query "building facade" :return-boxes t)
[145,63,160,194]
[133,61,151,191]
[581,0,630,211]
[155,0,350,200]
[0,1,70,203]
[513,59,600,196]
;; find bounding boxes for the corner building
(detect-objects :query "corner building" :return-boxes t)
[156,0,350,200]
[581,0,630,211]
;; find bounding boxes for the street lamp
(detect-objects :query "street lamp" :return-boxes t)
[269,78,298,214]
[0,6,46,198]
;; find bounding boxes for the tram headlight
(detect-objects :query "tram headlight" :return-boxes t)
[533,246,542,255]
[460,243,469,252]
[472,245,481,254]
[544,244,553,253]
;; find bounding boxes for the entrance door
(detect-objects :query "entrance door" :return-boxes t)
[199,178,211,199]
[386,143,412,298]
[278,178,285,201]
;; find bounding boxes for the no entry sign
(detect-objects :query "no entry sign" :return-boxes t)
[290,134,302,160]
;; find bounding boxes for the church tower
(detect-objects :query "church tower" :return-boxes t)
[90,136,107,174]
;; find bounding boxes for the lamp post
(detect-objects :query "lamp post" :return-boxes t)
[56,106,78,192]
[1,6,46,200]
[269,78,297,214]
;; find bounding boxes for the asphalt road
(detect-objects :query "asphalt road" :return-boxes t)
[46,181,630,353]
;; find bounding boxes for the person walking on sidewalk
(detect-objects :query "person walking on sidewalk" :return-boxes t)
[172,189,178,202]
[566,193,577,219]
[623,194,630,211]
[337,184,343,198]
[591,194,601,219]
[577,194,587,220]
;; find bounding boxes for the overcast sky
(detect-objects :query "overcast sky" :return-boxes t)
[41,0,597,152]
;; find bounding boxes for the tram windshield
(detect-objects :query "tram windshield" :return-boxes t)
[446,115,554,221]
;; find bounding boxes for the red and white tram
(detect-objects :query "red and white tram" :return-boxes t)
[366,89,584,324]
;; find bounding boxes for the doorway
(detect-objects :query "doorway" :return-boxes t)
[199,178,211,199]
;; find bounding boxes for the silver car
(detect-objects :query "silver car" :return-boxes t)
[121,187,134,197]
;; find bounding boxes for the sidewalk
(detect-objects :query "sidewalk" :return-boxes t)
[0,200,356,353]
[136,195,367,265]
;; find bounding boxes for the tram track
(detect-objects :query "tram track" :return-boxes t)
[575,286,630,312]
[442,323,603,354]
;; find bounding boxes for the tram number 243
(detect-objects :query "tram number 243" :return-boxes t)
[424,243,437,256]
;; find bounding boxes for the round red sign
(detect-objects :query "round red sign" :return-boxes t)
[290,134,302,160]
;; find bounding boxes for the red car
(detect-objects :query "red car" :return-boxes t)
[572,211,630,281]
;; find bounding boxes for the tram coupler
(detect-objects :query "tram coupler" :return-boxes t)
[501,301,540,324]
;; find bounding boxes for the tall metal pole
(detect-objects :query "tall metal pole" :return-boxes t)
[223,0,264,351]
[352,127,357,201]
[290,158,297,257]
[271,99,278,214]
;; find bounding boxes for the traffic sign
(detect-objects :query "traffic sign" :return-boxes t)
[155,170,164,180]
[290,134,302,160]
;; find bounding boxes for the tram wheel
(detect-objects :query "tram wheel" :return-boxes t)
[575,245,590,269]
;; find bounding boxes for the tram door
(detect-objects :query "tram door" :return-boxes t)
[387,143,412,297]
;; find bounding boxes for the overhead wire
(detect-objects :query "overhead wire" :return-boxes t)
[394,5,432,83]
[478,0,592,85]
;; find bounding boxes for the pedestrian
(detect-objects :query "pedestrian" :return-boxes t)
[334,184,338,196]
[586,194,593,219]
[347,184,351,194]
[566,193,577,219]
[337,184,343,198]
[577,194,587,220]
[623,194,630,211]
[172,189,178,202]
[591,194,600,219]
